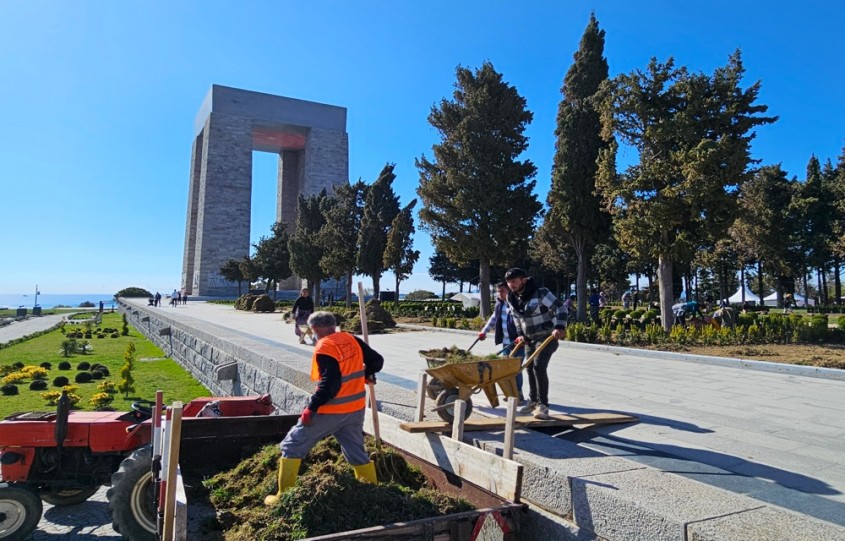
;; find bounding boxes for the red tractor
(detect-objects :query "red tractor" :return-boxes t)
[0,392,293,540]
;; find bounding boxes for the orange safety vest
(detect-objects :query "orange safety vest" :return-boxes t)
[310,332,366,414]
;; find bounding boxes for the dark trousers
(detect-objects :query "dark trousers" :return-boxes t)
[524,337,559,406]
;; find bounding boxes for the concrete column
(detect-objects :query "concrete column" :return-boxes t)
[277,149,303,231]
[192,113,253,296]
[181,131,204,295]
[303,128,348,196]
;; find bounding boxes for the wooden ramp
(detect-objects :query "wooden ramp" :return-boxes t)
[400,411,638,434]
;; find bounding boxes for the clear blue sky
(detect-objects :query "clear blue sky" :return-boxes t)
[2,1,843,295]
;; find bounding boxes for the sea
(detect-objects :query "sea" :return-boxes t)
[0,293,117,310]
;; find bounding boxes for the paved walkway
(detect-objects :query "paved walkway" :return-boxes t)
[8,300,845,536]
[128,299,845,527]
[0,313,66,345]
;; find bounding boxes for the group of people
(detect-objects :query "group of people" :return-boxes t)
[265,267,568,506]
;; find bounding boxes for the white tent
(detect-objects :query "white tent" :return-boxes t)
[727,286,761,305]
[762,292,815,307]
[449,292,481,309]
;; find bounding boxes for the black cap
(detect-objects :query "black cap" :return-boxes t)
[504,268,527,279]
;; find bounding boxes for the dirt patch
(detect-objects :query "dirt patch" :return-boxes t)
[642,343,845,369]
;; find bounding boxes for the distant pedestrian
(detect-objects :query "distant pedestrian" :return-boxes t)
[171,289,178,307]
[154,292,161,307]
[622,290,631,310]
[181,288,188,305]
[291,288,315,344]
[632,290,640,310]
[589,288,600,325]
[563,294,576,325]
[672,300,703,327]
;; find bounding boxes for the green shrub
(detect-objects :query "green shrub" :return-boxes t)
[837,315,845,328]
[1,384,19,396]
[29,380,48,391]
[52,376,70,387]
[115,287,153,298]
[12,362,23,369]
[58,361,71,370]
[91,370,104,380]
[77,361,91,370]
[40,362,52,370]
[75,372,93,384]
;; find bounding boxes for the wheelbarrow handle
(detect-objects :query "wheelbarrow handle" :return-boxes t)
[519,335,558,371]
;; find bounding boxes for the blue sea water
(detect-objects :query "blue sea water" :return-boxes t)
[0,293,116,309]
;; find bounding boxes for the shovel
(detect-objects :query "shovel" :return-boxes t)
[465,336,481,353]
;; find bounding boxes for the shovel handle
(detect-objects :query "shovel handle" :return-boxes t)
[519,335,557,371]
[368,380,381,448]
[466,336,481,353]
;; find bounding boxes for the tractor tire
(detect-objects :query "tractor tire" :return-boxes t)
[0,483,43,540]
[41,486,100,506]
[107,445,156,541]
[434,388,473,423]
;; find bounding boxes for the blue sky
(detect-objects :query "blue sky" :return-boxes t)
[1,1,843,296]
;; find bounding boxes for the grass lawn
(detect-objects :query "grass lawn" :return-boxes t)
[0,312,210,418]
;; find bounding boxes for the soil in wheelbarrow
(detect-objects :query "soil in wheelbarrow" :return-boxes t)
[194,436,473,540]
[419,346,498,364]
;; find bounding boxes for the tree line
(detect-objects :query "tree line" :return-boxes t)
[218,163,420,307]
[418,13,843,330]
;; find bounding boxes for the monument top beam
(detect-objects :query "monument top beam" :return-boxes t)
[193,84,347,136]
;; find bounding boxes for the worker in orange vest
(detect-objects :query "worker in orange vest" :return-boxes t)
[265,311,384,505]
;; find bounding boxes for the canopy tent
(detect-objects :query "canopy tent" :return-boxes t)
[449,292,481,309]
[726,286,761,305]
[762,292,815,307]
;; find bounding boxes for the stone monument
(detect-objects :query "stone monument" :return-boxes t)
[181,85,348,296]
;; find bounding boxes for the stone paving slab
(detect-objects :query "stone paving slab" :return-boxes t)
[687,506,845,541]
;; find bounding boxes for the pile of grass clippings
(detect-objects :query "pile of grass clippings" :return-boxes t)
[202,437,473,540]
[419,346,497,364]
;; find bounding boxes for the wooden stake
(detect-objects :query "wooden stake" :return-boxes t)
[451,400,466,441]
[504,398,517,460]
[162,401,183,541]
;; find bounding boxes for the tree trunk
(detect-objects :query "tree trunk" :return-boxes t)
[740,267,746,304]
[817,268,824,307]
[345,271,353,308]
[835,257,842,306]
[757,260,764,307]
[395,274,401,309]
[479,258,492,319]
[802,271,809,309]
[313,280,321,308]
[658,255,674,332]
[372,273,381,300]
[441,280,446,301]
[576,243,588,323]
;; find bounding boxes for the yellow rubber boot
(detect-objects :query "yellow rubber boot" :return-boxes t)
[352,461,378,484]
[263,457,301,505]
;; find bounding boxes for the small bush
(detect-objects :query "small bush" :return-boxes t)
[1,384,19,396]
[74,372,93,384]
[2,372,27,385]
[77,361,91,370]
[40,362,52,370]
[89,392,114,410]
[29,380,48,391]
[95,366,110,377]
[12,362,23,369]
[58,361,71,370]
[98,380,117,394]
[91,370,104,380]
[52,376,70,387]
[111,333,119,338]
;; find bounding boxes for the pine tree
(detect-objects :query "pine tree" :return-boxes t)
[548,13,611,322]
[428,249,461,300]
[383,199,420,306]
[417,61,540,318]
[253,222,292,296]
[320,180,367,307]
[289,190,330,301]
[357,164,400,298]
[597,52,776,330]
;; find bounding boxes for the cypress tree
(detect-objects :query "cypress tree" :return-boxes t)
[548,13,611,322]
[289,190,330,301]
[320,180,367,308]
[383,199,420,306]
[357,164,400,299]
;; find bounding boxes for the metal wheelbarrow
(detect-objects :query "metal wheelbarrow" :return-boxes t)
[424,335,556,423]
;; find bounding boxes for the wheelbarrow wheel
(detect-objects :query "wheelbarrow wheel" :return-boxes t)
[435,388,473,423]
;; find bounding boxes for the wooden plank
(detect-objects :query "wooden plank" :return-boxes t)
[400,412,639,434]
[364,409,522,502]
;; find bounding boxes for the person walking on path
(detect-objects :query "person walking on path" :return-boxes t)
[477,282,525,404]
[504,268,567,420]
[264,311,384,505]
[588,288,601,325]
[291,288,315,344]
[563,294,576,325]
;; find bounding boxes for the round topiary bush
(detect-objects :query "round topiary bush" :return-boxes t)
[40,362,52,370]
[1,384,19,396]
[12,362,24,369]
[29,380,48,391]
[53,376,70,387]
[58,361,71,370]
[111,333,119,338]
[77,361,91,370]
[91,370,104,380]
[95,366,110,377]
[74,372,93,384]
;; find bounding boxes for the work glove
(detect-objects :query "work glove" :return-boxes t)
[299,408,314,426]
[514,336,525,344]
[477,332,486,340]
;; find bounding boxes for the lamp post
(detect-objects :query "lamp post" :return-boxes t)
[34,285,40,309]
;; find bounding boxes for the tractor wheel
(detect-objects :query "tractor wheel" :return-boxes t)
[41,486,100,506]
[434,388,473,423]
[0,483,42,540]
[107,445,156,541]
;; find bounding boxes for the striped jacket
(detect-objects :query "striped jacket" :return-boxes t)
[507,278,568,341]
